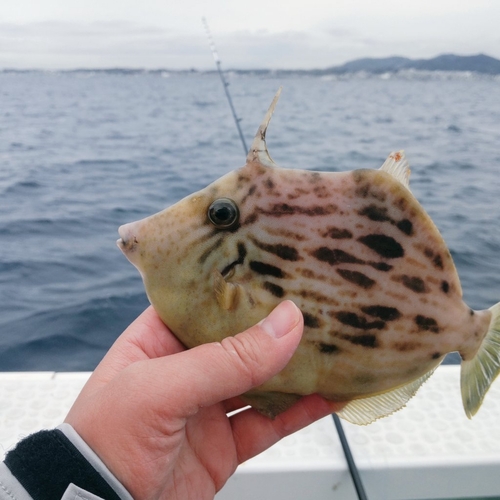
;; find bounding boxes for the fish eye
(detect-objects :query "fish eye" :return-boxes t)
[207,198,240,229]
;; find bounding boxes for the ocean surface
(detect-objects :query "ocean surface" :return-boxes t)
[0,70,499,371]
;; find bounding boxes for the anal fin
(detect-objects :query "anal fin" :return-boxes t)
[337,368,437,425]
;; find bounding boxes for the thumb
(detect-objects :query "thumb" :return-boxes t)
[160,300,304,416]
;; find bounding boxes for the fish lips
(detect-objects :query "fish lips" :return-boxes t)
[117,222,141,264]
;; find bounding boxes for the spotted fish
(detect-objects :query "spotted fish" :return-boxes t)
[117,89,500,424]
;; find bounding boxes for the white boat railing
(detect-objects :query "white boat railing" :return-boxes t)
[1,366,499,500]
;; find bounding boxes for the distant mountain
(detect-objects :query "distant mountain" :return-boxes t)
[325,54,500,75]
[4,53,499,76]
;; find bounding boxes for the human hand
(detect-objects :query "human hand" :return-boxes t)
[65,301,345,500]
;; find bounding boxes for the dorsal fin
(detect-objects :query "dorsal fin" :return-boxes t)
[246,88,282,168]
[380,150,411,190]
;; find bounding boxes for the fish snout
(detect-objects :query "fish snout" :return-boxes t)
[117,222,142,261]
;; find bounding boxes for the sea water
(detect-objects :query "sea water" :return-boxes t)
[0,70,499,370]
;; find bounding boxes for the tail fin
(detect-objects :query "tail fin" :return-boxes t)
[461,302,500,418]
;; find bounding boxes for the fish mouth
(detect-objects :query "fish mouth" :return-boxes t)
[117,223,138,254]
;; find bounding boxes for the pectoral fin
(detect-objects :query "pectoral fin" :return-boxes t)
[213,269,240,310]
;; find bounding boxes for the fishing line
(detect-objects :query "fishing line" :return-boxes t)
[202,18,248,156]
[332,414,369,500]
[202,20,367,499]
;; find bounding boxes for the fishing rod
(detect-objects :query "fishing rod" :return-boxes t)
[202,18,248,156]
[202,19,368,500]
[332,414,369,500]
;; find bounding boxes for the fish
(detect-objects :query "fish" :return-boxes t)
[117,89,500,425]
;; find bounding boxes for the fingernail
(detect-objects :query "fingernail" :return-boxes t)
[259,301,301,338]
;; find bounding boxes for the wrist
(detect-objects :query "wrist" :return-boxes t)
[3,424,133,500]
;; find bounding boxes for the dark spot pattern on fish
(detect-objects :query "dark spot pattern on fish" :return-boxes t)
[415,315,440,333]
[313,184,331,198]
[359,205,414,237]
[299,289,339,306]
[198,237,224,264]
[393,341,421,352]
[431,352,442,359]
[337,269,376,289]
[264,178,275,190]
[423,247,444,269]
[361,305,401,321]
[225,222,241,234]
[335,311,385,330]
[263,281,285,298]
[354,184,386,202]
[358,234,404,259]
[308,172,321,184]
[399,275,427,294]
[197,229,221,243]
[341,333,379,348]
[359,204,391,222]
[261,203,338,217]
[324,227,353,239]
[355,184,370,198]
[369,261,393,272]
[352,170,370,184]
[287,187,310,200]
[433,254,444,270]
[318,343,340,354]
[241,184,258,204]
[237,174,251,184]
[221,242,247,277]
[311,247,363,266]
[396,219,413,236]
[268,228,307,242]
[303,312,321,328]
[395,197,408,211]
[237,242,247,261]
[243,212,258,225]
[441,280,450,294]
[249,261,285,278]
[250,237,301,261]
[312,247,391,273]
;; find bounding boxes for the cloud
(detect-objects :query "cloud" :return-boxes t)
[0,22,333,69]
[0,21,196,68]
[0,19,499,70]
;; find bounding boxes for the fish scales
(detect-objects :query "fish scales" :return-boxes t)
[118,89,500,424]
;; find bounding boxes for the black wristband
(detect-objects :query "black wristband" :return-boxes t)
[4,429,122,500]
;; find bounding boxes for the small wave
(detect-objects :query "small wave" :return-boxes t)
[4,180,43,194]
[193,100,216,108]
[1,217,83,237]
[72,158,139,169]
[0,293,149,371]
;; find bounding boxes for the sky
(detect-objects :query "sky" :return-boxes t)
[1,0,499,70]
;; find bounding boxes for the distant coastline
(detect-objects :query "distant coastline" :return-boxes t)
[2,53,500,75]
